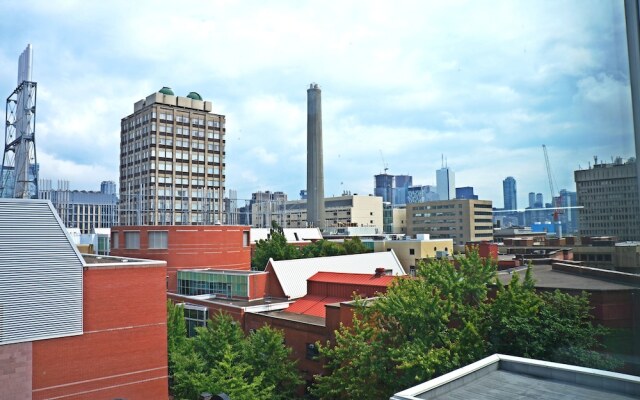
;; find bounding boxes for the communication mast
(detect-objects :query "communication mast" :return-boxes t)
[1,44,38,199]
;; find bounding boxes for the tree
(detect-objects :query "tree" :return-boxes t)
[243,325,303,400]
[311,253,495,399]
[169,310,303,399]
[311,251,619,400]
[251,223,300,270]
[343,236,370,255]
[167,300,190,379]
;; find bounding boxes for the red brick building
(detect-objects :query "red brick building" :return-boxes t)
[32,255,168,399]
[245,270,399,383]
[111,225,251,291]
[0,198,168,400]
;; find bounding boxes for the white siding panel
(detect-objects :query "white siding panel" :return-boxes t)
[0,199,83,345]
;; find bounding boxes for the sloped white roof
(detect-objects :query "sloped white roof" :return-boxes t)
[268,250,405,299]
[251,227,323,243]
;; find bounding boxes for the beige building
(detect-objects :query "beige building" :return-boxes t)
[575,158,640,241]
[573,242,640,274]
[406,199,493,251]
[119,87,226,225]
[367,234,453,274]
[284,194,383,232]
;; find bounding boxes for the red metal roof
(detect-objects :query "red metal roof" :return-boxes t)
[286,295,350,318]
[307,271,397,287]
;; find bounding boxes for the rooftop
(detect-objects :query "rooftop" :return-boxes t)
[82,254,166,268]
[496,264,640,291]
[391,354,640,400]
[267,251,405,299]
[308,271,398,286]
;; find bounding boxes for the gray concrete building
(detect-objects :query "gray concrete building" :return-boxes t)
[574,158,640,241]
[39,179,119,234]
[119,87,226,225]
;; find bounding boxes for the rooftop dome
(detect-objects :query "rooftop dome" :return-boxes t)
[187,91,203,100]
[159,86,175,95]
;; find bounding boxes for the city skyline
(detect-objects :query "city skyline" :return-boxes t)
[0,1,634,208]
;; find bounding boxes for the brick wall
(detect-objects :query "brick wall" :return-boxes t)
[32,262,168,400]
[0,342,32,400]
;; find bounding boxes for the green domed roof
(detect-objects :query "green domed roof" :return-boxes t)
[159,86,175,95]
[187,91,203,100]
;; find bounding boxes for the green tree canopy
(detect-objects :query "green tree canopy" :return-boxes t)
[168,309,302,400]
[311,251,619,400]
[251,223,301,270]
[251,223,370,270]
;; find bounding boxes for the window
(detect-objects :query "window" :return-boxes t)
[124,231,140,249]
[148,231,168,249]
[112,232,119,249]
[243,231,250,247]
[409,248,415,255]
[306,343,319,360]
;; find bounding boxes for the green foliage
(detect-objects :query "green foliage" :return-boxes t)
[168,309,302,399]
[311,250,620,400]
[243,325,303,400]
[251,224,370,270]
[251,223,300,270]
[311,252,496,399]
[167,300,191,378]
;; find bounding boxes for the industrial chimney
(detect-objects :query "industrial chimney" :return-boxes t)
[307,83,325,230]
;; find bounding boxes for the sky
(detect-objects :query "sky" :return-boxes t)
[0,0,634,208]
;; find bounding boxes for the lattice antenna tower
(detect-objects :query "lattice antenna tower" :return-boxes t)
[1,44,38,199]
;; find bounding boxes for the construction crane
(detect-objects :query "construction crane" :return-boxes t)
[542,144,563,238]
[379,150,389,174]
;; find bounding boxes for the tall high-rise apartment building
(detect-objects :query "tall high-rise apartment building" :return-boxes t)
[436,166,455,201]
[119,87,225,225]
[502,176,517,211]
[575,158,640,241]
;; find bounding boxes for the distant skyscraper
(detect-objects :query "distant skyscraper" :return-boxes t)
[100,180,116,196]
[394,175,413,205]
[374,173,395,203]
[456,186,478,200]
[436,166,455,201]
[307,83,325,229]
[528,192,536,208]
[119,87,226,225]
[407,185,439,203]
[503,177,517,211]
[535,193,544,208]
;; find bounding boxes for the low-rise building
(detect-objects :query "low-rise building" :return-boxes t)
[284,194,383,232]
[110,224,251,291]
[365,234,453,274]
[406,199,493,251]
[0,199,167,400]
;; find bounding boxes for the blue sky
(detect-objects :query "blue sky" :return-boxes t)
[0,0,634,208]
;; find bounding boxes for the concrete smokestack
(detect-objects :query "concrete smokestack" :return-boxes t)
[307,83,325,229]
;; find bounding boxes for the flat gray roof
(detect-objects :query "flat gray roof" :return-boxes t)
[496,264,640,291]
[391,354,640,400]
[424,369,635,400]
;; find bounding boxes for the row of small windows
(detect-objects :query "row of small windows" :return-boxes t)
[113,230,249,250]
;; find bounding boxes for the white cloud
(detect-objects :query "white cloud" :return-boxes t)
[0,0,632,205]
